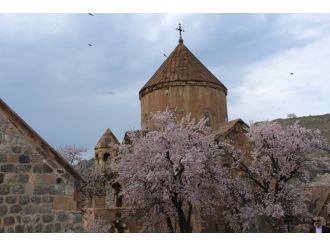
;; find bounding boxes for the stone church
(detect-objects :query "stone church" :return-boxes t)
[90,30,330,232]
[89,29,249,232]
[1,26,328,233]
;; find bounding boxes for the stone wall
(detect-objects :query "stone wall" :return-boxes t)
[0,107,82,233]
[140,84,228,130]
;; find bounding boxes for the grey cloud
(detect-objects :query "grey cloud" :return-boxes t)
[1,14,330,158]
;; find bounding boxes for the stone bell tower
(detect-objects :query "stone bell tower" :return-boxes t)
[94,128,121,208]
[139,24,228,130]
[94,128,119,175]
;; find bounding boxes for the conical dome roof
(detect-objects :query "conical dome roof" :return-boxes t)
[139,41,227,98]
[95,128,119,149]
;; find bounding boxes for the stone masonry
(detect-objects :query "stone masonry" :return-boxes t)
[0,99,84,233]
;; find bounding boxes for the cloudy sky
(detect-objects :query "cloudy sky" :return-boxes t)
[1,13,330,158]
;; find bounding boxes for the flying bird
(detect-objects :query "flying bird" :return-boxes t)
[163,53,167,57]
[108,91,114,95]
[290,72,294,75]
[88,43,93,46]
[88,13,94,16]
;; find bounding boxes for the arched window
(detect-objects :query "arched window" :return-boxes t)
[204,112,211,127]
[112,183,123,207]
[95,153,100,172]
[103,153,111,174]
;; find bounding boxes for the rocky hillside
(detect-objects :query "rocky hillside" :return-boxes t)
[274,113,330,143]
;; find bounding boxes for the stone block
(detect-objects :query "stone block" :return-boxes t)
[31,195,41,203]
[15,225,24,233]
[4,134,11,142]
[18,174,29,183]
[1,164,14,172]
[62,172,72,180]
[22,216,32,224]
[42,214,54,223]
[3,216,15,226]
[53,196,75,210]
[10,204,22,213]
[15,164,32,173]
[23,205,36,214]
[41,196,53,203]
[34,185,50,195]
[0,197,3,203]
[19,155,30,163]
[39,203,52,213]
[8,154,18,163]
[16,215,21,223]
[30,174,55,184]
[5,196,17,204]
[19,195,30,205]
[64,185,75,195]
[12,146,22,154]
[0,184,10,195]
[7,227,14,233]
[73,213,83,223]
[4,174,17,183]
[57,169,64,174]
[26,225,34,233]
[95,196,106,208]
[0,154,7,162]
[35,214,41,223]
[44,224,54,233]
[0,173,4,183]
[12,184,24,194]
[33,163,53,173]
[31,153,43,162]
[55,223,61,232]
[0,205,8,216]
[49,184,64,195]
[35,224,43,233]
[57,212,69,222]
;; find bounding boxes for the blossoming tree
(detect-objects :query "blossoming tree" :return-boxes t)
[57,144,88,165]
[222,121,330,232]
[115,110,225,232]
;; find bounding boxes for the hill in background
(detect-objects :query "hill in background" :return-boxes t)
[274,113,330,143]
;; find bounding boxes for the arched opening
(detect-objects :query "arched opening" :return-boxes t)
[94,153,100,173]
[103,153,111,174]
[204,112,211,127]
[112,182,123,207]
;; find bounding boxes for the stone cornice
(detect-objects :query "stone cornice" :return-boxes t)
[139,80,227,99]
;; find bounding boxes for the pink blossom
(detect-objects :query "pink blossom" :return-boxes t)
[222,121,329,232]
[115,110,225,232]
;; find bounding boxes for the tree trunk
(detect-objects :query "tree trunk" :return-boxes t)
[177,205,192,233]
[171,193,193,233]
[166,216,174,233]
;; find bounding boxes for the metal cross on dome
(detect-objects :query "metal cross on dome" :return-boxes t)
[176,23,184,41]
